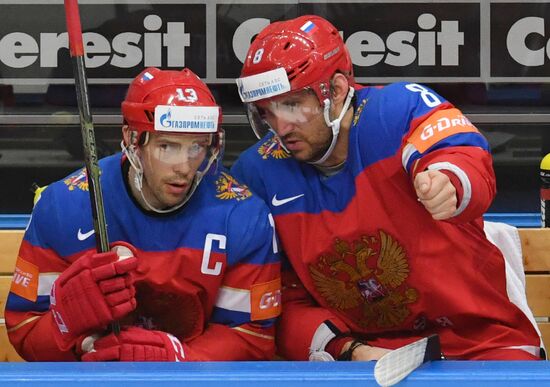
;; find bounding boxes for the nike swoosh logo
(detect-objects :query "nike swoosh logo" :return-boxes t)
[272,194,304,207]
[77,228,95,241]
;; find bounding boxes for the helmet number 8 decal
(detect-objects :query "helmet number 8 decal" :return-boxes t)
[176,88,198,103]
[253,48,264,64]
[405,83,441,108]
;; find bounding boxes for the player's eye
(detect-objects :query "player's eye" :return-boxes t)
[188,143,206,159]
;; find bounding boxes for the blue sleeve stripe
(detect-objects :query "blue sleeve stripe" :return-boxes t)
[405,132,490,173]
[6,293,50,312]
[211,307,275,328]
[236,253,280,266]
[211,307,251,327]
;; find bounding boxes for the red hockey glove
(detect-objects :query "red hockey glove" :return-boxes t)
[81,326,185,362]
[50,242,138,350]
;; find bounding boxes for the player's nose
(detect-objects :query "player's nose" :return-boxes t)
[171,158,192,175]
[273,116,295,137]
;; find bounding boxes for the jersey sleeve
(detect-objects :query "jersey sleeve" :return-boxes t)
[275,263,350,360]
[182,197,281,360]
[230,144,269,202]
[389,83,496,222]
[4,186,78,361]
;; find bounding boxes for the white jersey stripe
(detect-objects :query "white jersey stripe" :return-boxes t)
[215,286,251,313]
[38,273,58,296]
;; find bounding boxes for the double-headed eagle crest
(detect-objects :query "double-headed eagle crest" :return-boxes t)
[258,136,290,160]
[215,172,251,201]
[309,230,417,329]
[64,168,89,192]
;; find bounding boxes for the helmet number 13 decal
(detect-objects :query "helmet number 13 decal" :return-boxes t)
[176,88,198,103]
[253,48,264,64]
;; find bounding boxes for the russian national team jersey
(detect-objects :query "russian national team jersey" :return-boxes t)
[5,153,281,361]
[231,82,542,360]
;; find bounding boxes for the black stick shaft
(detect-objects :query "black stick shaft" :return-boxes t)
[65,0,119,335]
[71,55,110,254]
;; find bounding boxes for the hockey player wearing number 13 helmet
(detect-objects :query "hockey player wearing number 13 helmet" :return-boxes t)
[232,15,543,362]
[5,66,282,362]
[122,67,224,213]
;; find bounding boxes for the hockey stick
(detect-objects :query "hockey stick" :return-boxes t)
[64,0,119,334]
[374,334,443,387]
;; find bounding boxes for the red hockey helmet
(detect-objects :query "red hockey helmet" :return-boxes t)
[121,68,225,213]
[122,67,223,147]
[237,15,354,105]
[236,16,356,165]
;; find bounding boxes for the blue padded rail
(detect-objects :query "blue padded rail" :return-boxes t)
[0,361,549,386]
[0,213,543,230]
[483,213,541,228]
[0,215,30,230]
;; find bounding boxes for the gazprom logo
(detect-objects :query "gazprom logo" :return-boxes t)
[236,68,291,102]
[238,82,245,100]
[154,105,218,133]
[240,82,286,101]
[160,109,172,128]
[158,107,215,130]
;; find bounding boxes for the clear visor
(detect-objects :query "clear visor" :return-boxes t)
[140,132,220,175]
[245,88,324,140]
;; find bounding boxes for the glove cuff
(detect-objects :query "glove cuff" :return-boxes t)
[161,332,186,361]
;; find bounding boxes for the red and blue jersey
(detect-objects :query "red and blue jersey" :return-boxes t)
[231,82,542,360]
[6,153,281,361]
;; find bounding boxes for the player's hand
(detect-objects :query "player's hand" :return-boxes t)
[414,170,458,220]
[341,341,391,361]
[50,242,138,350]
[80,326,185,362]
[352,344,391,361]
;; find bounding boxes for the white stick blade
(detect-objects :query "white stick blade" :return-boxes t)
[374,335,435,387]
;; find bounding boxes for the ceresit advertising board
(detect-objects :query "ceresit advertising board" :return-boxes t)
[0,1,549,84]
[219,2,480,81]
[0,2,206,83]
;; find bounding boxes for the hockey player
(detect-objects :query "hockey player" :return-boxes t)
[232,15,543,361]
[5,67,281,361]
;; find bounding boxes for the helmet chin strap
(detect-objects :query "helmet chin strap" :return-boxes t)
[309,86,355,166]
[120,140,203,214]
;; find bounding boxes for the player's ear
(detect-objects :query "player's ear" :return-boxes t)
[122,124,131,145]
[330,73,350,105]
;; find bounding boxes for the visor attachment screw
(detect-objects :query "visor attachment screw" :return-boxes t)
[320,83,329,97]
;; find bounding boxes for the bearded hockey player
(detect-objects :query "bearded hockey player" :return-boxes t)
[232,15,543,361]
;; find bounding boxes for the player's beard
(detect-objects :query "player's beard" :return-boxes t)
[142,173,191,210]
[309,136,334,164]
[289,128,334,164]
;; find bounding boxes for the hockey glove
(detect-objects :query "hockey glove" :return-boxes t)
[50,242,138,350]
[81,326,185,362]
